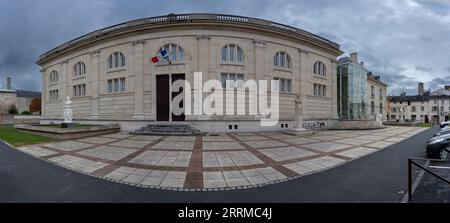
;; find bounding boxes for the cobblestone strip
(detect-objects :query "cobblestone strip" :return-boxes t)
[183,136,204,189]
[228,134,299,178]
[91,136,168,176]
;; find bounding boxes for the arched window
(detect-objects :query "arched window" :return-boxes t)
[158,43,185,63]
[49,70,58,83]
[73,62,86,76]
[313,61,326,76]
[274,51,291,69]
[221,44,243,64]
[108,52,126,69]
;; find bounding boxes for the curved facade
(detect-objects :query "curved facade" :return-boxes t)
[37,13,343,132]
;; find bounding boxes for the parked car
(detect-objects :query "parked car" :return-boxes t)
[440,121,450,129]
[426,134,449,160]
[434,128,450,137]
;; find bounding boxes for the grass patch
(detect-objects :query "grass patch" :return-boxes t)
[415,123,432,128]
[0,125,54,147]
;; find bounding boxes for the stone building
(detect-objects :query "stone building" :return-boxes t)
[0,77,41,114]
[388,83,450,123]
[36,13,343,132]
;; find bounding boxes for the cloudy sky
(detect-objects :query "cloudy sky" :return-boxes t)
[0,0,449,95]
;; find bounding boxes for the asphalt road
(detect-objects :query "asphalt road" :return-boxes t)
[0,127,436,203]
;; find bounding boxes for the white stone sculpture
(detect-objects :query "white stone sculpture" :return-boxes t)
[63,96,73,123]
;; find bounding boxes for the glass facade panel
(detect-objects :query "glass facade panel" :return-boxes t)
[337,62,368,120]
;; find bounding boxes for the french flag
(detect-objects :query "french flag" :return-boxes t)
[150,49,169,63]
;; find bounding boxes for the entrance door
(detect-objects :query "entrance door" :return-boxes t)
[156,75,170,121]
[171,74,185,121]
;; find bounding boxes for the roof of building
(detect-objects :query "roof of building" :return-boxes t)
[367,72,388,87]
[0,89,16,93]
[388,91,431,102]
[37,13,343,65]
[16,90,41,98]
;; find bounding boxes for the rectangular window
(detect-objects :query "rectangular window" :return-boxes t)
[49,90,59,100]
[221,73,244,89]
[421,106,425,112]
[432,106,438,112]
[412,106,416,112]
[371,86,375,97]
[313,84,317,96]
[313,84,326,97]
[107,78,126,93]
[73,84,86,97]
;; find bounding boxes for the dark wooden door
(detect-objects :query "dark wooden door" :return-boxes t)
[156,75,170,121]
[171,74,185,121]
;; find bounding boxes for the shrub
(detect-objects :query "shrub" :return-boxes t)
[21,111,32,115]
[29,98,41,113]
[8,104,18,115]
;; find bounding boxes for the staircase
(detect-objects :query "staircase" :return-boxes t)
[131,124,203,136]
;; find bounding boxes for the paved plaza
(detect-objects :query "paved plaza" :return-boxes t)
[16,126,427,191]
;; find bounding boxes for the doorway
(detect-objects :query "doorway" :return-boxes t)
[156,74,185,122]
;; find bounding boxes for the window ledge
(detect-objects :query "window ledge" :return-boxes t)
[107,67,126,73]
[220,62,244,66]
[273,67,292,72]
[48,82,58,86]
[72,96,90,99]
[73,75,87,80]
[155,62,185,66]
[313,74,327,80]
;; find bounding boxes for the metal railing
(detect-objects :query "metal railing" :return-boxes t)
[407,151,450,202]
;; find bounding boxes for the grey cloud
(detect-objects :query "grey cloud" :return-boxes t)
[0,0,449,94]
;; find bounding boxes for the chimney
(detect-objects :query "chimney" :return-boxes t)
[350,52,358,64]
[445,85,450,91]
[418,82,424,96]
[6,77,12,90]
[360,61,364,66]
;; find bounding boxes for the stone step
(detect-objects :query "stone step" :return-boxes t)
[130,124,203,136]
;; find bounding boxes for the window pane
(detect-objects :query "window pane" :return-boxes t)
[274,54,278,67]
[280,79,286,92]
[172,46,177,61]
[221,47,227,62]
[287,79,292,93]
[273,78,279,92]
[221,74,227,88]
[237,47,243,63]
[179,48,184,61]
[121,78,126,92]
[229,45,235,62]
[114,79,119,92]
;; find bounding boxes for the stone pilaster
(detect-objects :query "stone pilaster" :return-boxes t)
[294,49,310,131]
[90,50,100,119]
[330,59,338,119]
[60,60,69,99]
[132,40,145,119]
[253,39,266,82]
[40,68,46,118]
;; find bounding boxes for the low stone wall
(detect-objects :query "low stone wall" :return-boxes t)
[0,114,14,124]
[14,115,41,124]
[15,124,121,140]
[330,120,385,130]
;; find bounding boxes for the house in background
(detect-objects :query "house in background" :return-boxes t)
[0,77,41,114]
